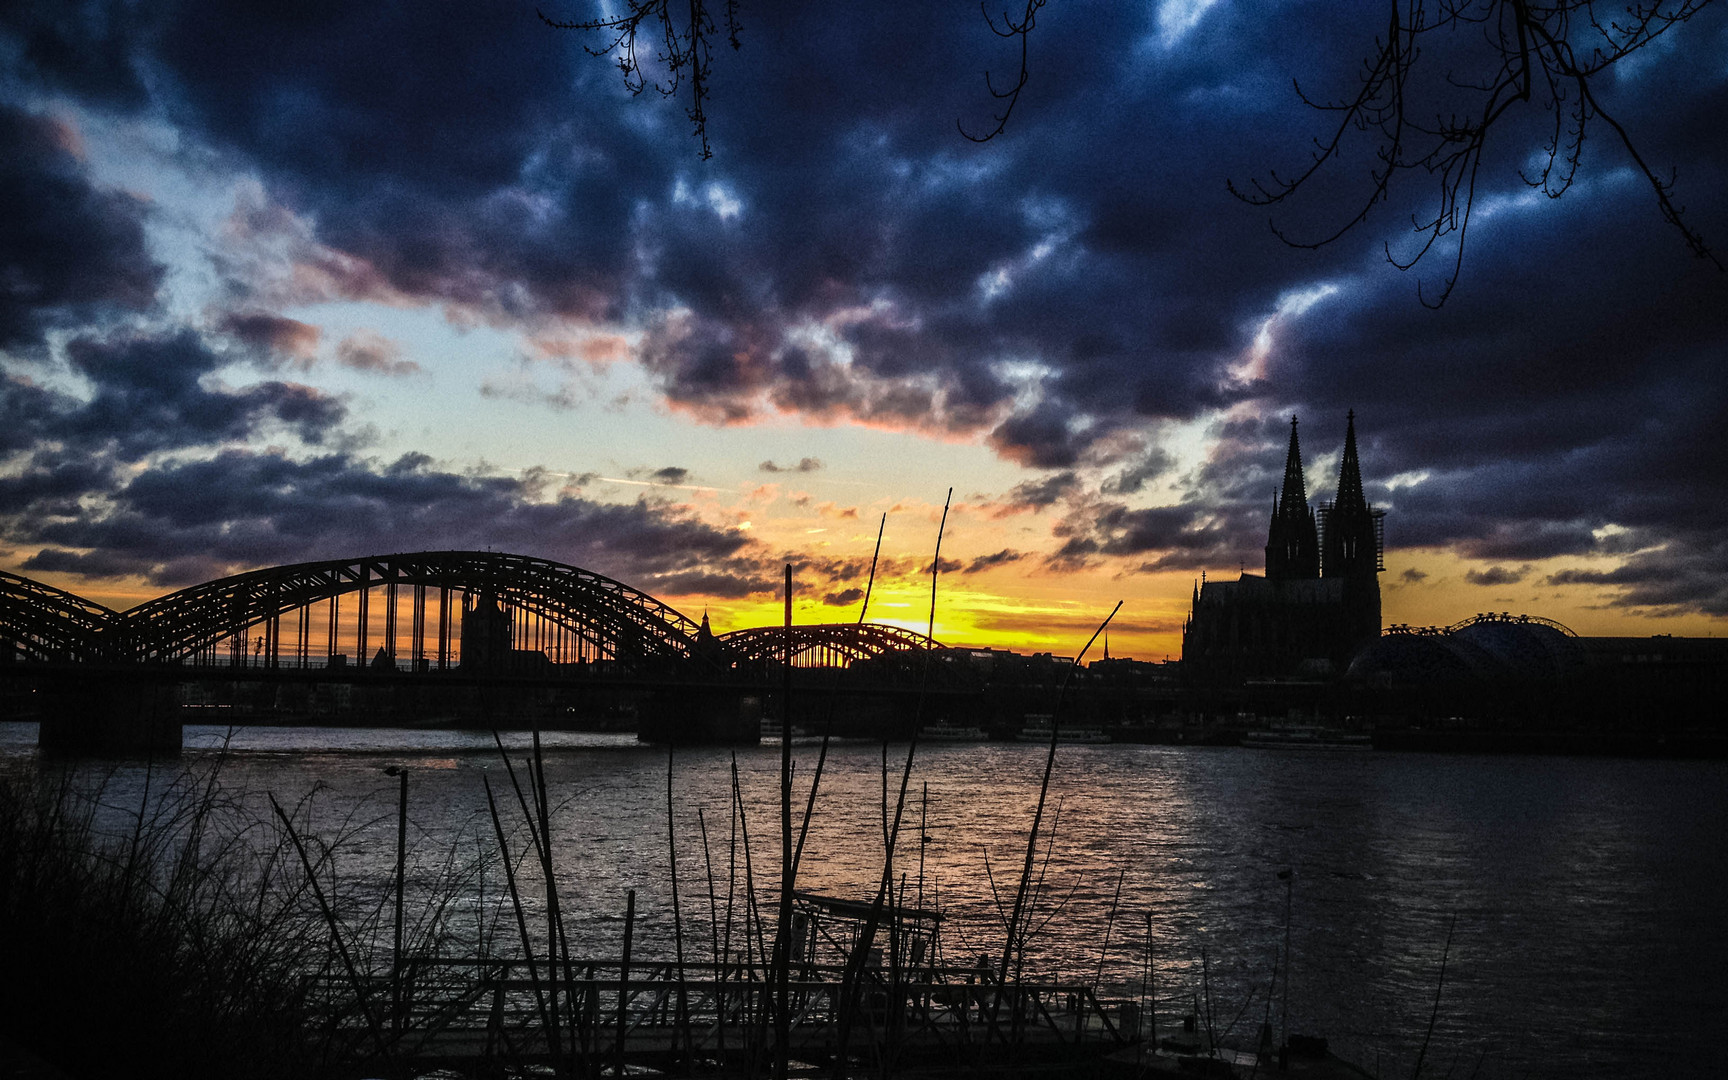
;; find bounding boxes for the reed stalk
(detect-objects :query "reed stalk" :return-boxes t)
[790,512,886,884]
[775,562,795,1080]
[528,732,568,1070]
[1094,863,1128,989]
[267,793,391,1064]
[388,766,407,1038]
[480,773,555,1057]
[1411,915,1458,1080]
[666,740,692,1069]
[1202,948,1219,1058]
[615,887,636,1079]
[698,805,728,1060]
[996,600,1121,1027]
[831,491,951,1079]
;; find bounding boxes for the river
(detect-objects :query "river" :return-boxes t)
[2,722,1723,1078]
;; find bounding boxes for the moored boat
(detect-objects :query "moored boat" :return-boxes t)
[919,719,990,741]
[1017,713,1112,744]
[1240,723,1371,750]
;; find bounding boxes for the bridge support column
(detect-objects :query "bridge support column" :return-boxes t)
[37,674,182,756]
[637,687,760,745]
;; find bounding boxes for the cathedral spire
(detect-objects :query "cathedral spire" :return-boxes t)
[1333,410,1367,516]
[1280,416,1309,512]
[1265,415,1320,580]
[1321,409,1383,578]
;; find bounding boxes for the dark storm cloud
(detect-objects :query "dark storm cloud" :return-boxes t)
[2,323,353,581]
[987,402,1085,469]
[649,467,689,485]
[1465,565,1529,587]
[0,104,161,351]
[2,330,347,469]
[1101,448,1176,496]
[787,554,901,585]
[56,331,348,457]
[4,0,1726,607]
[963,549,1023,573]
[0,1,149,108]
[0,448,114,516]
[1052,500,1250,573]
[46,0,665,326]
[41,0,1261,441]
[995,472,1078,514]
[9,449,765,591]
[823,587,864,607]
[0,375,61,454]
[1547,534,1728,616]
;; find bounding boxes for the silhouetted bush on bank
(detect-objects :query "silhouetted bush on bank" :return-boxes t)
[0,764,334,1080]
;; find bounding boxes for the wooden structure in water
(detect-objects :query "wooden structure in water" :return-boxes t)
[303,889,1137,1078]
[308,956,1136,1077]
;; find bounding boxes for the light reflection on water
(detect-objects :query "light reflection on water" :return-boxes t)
[2,721,1723,1078]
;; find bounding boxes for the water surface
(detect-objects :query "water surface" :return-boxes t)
[3,721,1722,1078]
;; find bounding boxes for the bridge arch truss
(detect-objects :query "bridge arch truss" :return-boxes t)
[2,572,120,663]
[717,623,945,667]
[105,551,707,669]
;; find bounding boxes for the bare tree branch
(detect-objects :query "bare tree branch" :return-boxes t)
[541,0,742,160]
[1231,0,1721,305]
[542,0,1720,304]
[959,0,1047,143]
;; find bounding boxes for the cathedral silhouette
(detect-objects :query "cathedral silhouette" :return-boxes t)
[1182,412,1384,685]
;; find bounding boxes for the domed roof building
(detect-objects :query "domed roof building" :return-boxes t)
[1348,613,1588,686]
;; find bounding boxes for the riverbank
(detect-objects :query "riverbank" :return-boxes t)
[0,767,332,1079]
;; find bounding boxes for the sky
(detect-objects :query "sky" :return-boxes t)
[2,0,1725,659]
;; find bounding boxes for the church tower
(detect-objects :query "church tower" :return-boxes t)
[1320,411,1383,578]
[459,592,513,670]
[1319,410,1385,651]
[1265,416,1320,580]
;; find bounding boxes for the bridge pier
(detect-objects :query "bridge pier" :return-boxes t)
[637,686,760,744]
[37,674,182,756]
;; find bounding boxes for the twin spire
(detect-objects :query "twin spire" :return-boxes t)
[1266,411,1377,581]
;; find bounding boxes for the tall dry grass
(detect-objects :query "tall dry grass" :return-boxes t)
[0,759,359,1079]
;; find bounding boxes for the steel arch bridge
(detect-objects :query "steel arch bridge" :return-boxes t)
[1,572,120,663]
[717,623,945,667]
[115,550,706,666]
[2,552,710,668]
